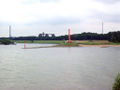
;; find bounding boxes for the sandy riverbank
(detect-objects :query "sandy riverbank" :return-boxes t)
[79,44,120,47]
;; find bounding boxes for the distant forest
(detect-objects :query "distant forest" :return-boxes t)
[0,31,120,43]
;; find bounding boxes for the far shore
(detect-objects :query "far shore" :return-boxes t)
[1,40,120,48]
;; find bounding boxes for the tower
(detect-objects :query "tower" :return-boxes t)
[102,21,104,35]
[9,25,11,38]
[68,28,71,43]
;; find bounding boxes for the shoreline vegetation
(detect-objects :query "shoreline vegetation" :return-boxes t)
[1,39,120,47]
[0,39,14,45]
[14,40,120,45]
[12,40,120,49]
[1,31,120,46]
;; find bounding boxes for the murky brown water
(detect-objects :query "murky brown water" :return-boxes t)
[0,44,120,90]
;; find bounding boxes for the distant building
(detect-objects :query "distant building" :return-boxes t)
[38,32,55,38]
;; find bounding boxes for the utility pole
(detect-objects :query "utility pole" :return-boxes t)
[101,21,105,48]
[9,25,11,38]
[102,21,104,35]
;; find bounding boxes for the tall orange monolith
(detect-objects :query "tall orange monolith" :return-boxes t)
[68,28,71,43]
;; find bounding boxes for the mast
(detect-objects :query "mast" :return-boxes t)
[9,25,11,38]
[102,21,104,35]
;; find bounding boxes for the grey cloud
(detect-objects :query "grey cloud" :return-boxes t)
[0,16,81,26]
[22,0,40,4]
[105,14,120,23]
[28,17,82,25]
[23,0,59,4]
[48,17,82,25]
[94,0,120,4]
[40,0,59,3]
[90,10,120,23]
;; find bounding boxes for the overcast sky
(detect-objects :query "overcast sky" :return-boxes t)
[0,0,120,37]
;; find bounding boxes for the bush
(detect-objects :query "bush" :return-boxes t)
[0,39,14,45]
[113,72,120,90]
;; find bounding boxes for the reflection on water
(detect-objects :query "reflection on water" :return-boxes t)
[0,44,120,90]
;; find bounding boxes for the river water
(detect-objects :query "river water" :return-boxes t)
[0,44,120,90]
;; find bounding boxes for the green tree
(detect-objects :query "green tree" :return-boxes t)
[0,39,14,45]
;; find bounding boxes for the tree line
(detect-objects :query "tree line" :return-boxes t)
[0,31,120,43]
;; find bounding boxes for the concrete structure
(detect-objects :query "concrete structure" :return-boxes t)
[38,32,55,38]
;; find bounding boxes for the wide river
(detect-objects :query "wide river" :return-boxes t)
[0,44,120,90]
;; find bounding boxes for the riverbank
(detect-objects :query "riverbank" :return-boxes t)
[15,40,120,48]
[14,40,63,44]
[23,43,120,49]
[79,44,120,47]
[0,39,14,45]
[15,40,120,45]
